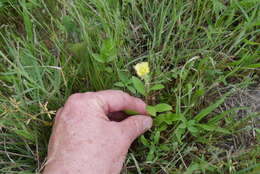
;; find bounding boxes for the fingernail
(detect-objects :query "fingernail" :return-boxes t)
[143,117,153,130]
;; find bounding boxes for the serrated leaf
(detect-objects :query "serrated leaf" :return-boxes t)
[132,76,146,96]
[155,103,172,112]
[150,84,165,91]
[146,105,156,116]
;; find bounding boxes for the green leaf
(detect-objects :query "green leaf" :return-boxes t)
[171,113,186,122]
[124,109,140,115]
[149,84,165,91]
[118,71,129,83]
[188,126,198,133]
[114,82,124,87]
[92,53,106,63]
[146,145,156,161]
[155,103,172,112]
[62,15,76,32]
[153,131,160,144]
[132,76,146,96]
[208,107,247,124]
[21,0,33,41]
[175,126,186,143]
[100,38,117,62]
[140,135,150,147]
[244,63,260,68]
[126,85,136,94]
[13,129,34,141]
[146,105,156,116]
[255,128,260,134]
[197,124,231,134]
[179,123,186,129]
[194,93,228,122]
[197,124,216,131]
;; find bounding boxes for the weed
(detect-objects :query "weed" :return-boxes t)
[1,0,260,173]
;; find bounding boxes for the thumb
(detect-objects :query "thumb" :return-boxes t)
[120,115,153,142]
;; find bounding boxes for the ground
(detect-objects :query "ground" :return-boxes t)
[0,0,260,173]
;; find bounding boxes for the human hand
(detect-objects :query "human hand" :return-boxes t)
[43,90,153,174]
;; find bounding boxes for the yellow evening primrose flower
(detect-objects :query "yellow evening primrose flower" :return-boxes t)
[134,62,150,78]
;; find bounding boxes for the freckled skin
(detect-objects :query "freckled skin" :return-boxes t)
[43,90,153,174]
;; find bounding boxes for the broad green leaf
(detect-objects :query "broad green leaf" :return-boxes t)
[175,126,186,143]
[114,82,124,87]
[100,39,117,62]
[150,84,165,91]
[92,53,106,63]
[105,67,113,73]
[188,126,198,133]
[153,131,160,144]
[155,103,172,112]
[146,145,156,161]
[62,15,76,32]
[171,113,186,122]
[154,114,166,126]
[146,105,156,116]
[132,76,146,95]
[179,123,186,129]
[140,135,150,147]
[126,85,136,94]
[118,71,129,83]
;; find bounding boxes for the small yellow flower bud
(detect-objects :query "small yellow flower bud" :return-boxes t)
[134,62,150,78]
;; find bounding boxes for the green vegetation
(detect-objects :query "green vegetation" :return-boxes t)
[0,0,259,173]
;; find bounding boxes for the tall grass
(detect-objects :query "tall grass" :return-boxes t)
[0,0,259,173]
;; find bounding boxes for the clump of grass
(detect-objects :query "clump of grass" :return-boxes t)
[1,0,259,173]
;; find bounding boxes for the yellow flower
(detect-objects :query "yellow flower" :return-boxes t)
[134,62,149,78]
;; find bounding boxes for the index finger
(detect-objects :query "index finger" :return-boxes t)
[95,90,147,115]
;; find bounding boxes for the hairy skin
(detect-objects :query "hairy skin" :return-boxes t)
[43,90,153,174]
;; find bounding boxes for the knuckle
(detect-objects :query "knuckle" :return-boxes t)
[132,119,142,134]
[122,120,141,142]
[112,90,130,97]
[66,93,84,106]
[111,122,129,139]
[83,92,94,96]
